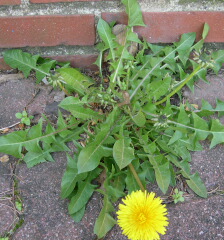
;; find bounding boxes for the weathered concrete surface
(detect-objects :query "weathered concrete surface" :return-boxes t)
[0,73,64,129]
[0,73,223,239]
[13,153,101,240]
[0,161,15,237]
[183,74,224,108]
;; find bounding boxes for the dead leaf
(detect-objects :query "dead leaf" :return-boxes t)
[0,155,9,163]
[0,128,10,134]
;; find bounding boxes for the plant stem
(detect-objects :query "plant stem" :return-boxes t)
[58,82,71,96]
[129,163,145,192]
[155,65,202,105]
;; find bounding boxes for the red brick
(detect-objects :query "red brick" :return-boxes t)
[102,12,224,43]
[0,0,21,5]
[0,15,95,48]
[30,0,112,2]
[49,54,98,70]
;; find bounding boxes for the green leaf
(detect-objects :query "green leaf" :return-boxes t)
[71,206,85,222]
[211,50,224,74]
[185,172,208,198]
[149,75,171,101]
[15,112,23,119]
[210,119,224,148]
[58,68,93,96]
[57,110,72,138]
[3,49,50,80]
[174,32,196,66]
[15,201,22,211]
[94,196,116,239]
[192,112,209,140]
[59,96,102,120]
[61,155,87,199]
[130,32,196,99]
[169,156,207,198]
[77,109,118,173]
[68,169,100,215]
[97,18,117,60]
[122,0,145,27]
[0,131,27,158]
[113,138,135,169]
[202,23,210,40]
[149,155,170,194]
[23,118,31,126]
[131,110,146,127]
[215,99,224,117]
[36,60,55,83]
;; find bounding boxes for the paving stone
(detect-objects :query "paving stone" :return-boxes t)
[0,162,11,193]
[13,152,101,240]
[164,195,224,240]
[0,162,15,236]
[0,201,15,236]
[0,77,35,129]
[183,74,224,108]
[191,142,224,192]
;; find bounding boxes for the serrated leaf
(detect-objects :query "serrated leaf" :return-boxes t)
[125,168,141,193]
[130,32,197,99]
[36,60,55,83]
[131,110,146,127]
[59,97,102,120]
[122,0,145,27]
[58,68,93,96]
[57,111,72,138]
[212,50,224,74]
[215,99,224,117]
[185,172,208,198]
[97,18,117,60]
[77,109,118,173]
[150,75,171,101]
[210,119,224,148]
[149,156,170,194]
[192,112,209,140]
[3,49,50,79]
[61,155,87,199]
[68,180,95,215]
[68,169,100,215]
[174,32,196,66]
[141,161,155,183]
[94,196,116,239]
[169,156,207,197]
[113,138,135,169]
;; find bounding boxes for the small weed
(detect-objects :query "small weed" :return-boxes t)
[15,110,34,126]
[172,188,185,204]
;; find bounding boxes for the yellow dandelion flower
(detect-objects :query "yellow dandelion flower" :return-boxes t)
[117,190,169,240]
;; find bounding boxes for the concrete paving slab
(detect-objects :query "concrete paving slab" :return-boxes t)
[164,195,224,240]
[0,77,35,129]
[0,201,15,237]
[183,74,224,108]
[0,161,15,237]
[191,142,224,192]
[13,153,100,240]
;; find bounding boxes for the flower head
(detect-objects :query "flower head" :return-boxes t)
[117,190,169,240]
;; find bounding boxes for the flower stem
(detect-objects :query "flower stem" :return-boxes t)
[129,163,145,192]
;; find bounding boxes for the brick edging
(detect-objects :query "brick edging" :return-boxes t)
[102,12,224,43]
